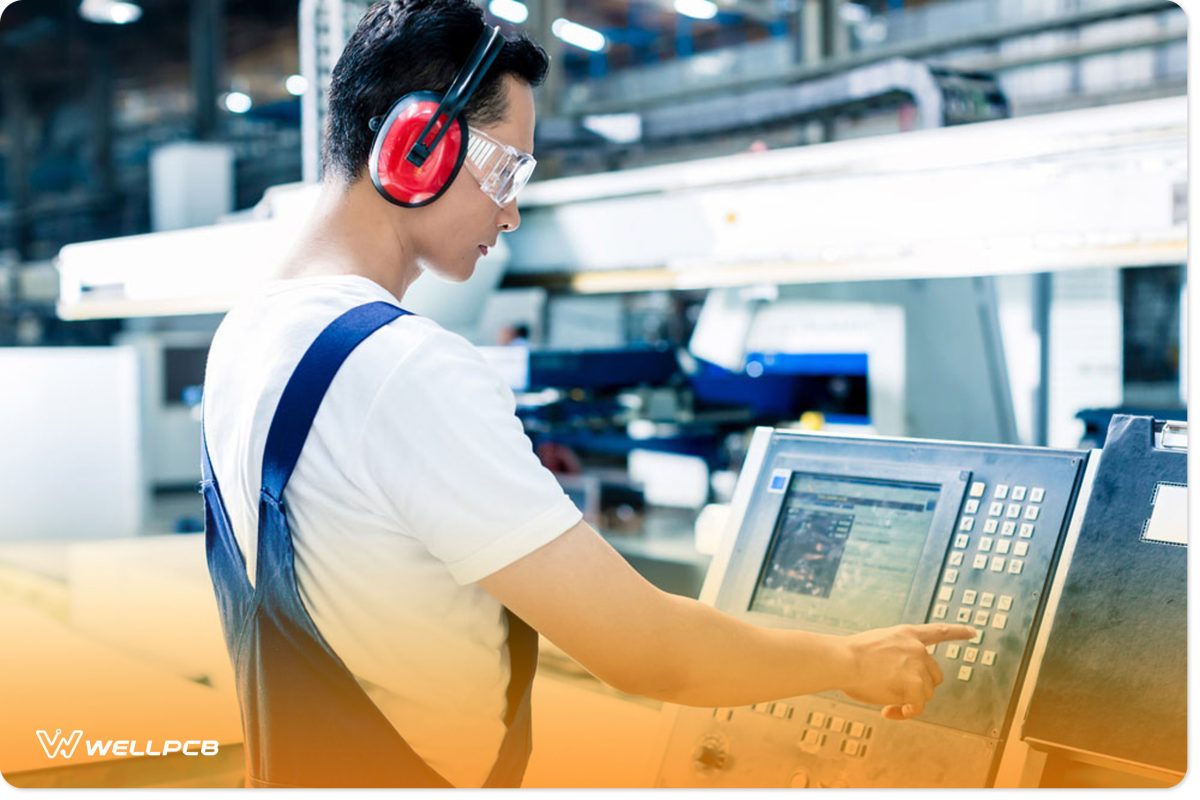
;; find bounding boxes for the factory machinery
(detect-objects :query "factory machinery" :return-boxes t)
[652,415,1185,788]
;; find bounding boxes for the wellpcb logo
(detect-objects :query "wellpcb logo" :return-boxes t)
[36,728,219,760]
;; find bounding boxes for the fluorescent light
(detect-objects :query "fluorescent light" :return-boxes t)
[674,0,718,20]
[488,0,529,24]
[223,91,252,114]
[551,18,606,53]
[285,74,309,96]
[78,0,142,25]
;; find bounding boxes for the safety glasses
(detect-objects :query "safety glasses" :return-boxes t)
[464,127,537,207]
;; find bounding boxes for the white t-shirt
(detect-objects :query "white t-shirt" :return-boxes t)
[202,274,582,787]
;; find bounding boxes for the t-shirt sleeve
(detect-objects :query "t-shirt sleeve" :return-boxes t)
[354,329,583,585]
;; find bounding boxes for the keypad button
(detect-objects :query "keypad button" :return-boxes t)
[809,711,826,727]
[938,586,954,602]
[992,613,1008,630]
[933,604,948,620]
[994,484,1009,500]
[956,607,972,623]
[981,650,996,666]
[926,644,936,655]
[944,569,959,584]
[1029,487,1045,503]
[960,517,975,532]
[954,534,970,549]
[958,665,973,681]
[945,644,961,659]
[773,703,791,718]
[962,590,977,605]
[1012,486,1027,501]
[972,554,988,570]
[1019,523,1035,538]
[1008,559,1023,575]
[990,556,1006,572]
[754,702,771,713]
[970,629,984,645]
[828,716,846,733]
[949,551,964,566]
[964,499,980,515]
[964,647,979,663]
[1007,504,1022,518]
[989,502,1004,517]
[980,592,995,608]
[842,739,861,756]
[995,539,1011,555]
[1002,521,1017,536]
[1013,541,1029,557]
[848,721,866,738]
[978,537,993,552]
[997,595,1013,611]
[983,518,998,534]
[1024,505,1040,521]
[973,610,990,626]
[970,482,986,498]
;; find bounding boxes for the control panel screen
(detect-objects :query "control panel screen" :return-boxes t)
[750,472,941,633]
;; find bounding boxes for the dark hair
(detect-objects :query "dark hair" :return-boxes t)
[322,0,549,183]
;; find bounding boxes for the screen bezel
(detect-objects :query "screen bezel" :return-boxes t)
[715,453,970,636]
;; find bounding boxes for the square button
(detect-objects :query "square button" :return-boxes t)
[972,554,988,570]
[938,586,954,602]
[956,608,972,623]
[970,482,986,498]
[989,502,1004,517]
[997,595,1013,611]
[964,499,980,515]
[981,650,996,666]
[990,556,1006,572]
[1030,487,1045,503]
[1012,486,1027,501]
[960,517,976,532]
[1024,505,1040,521]
[955,534,970,549]
[970,629,984,645]
[809,711,826,727]
[994,484,1009,500]
[983,519,999,534]
[1008,559,1024,575]
[848,721,866,738]
[996,539,1011,555]
[980,593,995,608]
[1014,541,1029,557]
[962,589,977,605]
[1019,523,1035,538]
[926,644,936,655]
[842,739,861,756]
[949,551,964,566]
[978,536,993,552]
[958,665,973,681]
[1007,504,1022,519]
[933,604,948,620]
[945,644,961,659]
[944,569,959,584]
[964,647,979,663]
[1002,521,1017,536]
[973,610,990,626]
[992,613,1009,630]
[828,717,846,733]
[773,703,791,718]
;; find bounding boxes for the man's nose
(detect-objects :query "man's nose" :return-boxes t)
[497,201,521,234]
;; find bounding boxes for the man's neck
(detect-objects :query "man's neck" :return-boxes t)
[275,179,422,302]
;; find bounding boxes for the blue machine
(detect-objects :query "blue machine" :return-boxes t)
[656,427,1092,788]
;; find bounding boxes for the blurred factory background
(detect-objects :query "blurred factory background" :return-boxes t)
[0,0,1189,789]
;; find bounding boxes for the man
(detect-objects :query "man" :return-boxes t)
[201,0,973,788]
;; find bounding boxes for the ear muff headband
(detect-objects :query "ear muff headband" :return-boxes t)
[368,24,507,208]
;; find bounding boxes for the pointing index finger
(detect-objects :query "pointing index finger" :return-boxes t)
[913,624,977,645]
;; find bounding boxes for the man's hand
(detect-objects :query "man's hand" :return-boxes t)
[839,623,976,720]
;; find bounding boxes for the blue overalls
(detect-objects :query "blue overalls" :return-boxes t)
[200,301,538,788]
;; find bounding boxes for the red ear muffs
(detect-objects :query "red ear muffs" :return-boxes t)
[369,91,469,208]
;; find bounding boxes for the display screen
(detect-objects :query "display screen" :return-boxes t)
[749,472,941,633]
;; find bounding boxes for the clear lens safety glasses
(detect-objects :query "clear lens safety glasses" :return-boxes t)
[465,127,536,207]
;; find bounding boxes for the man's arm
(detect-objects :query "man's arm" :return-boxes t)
[479,520,974,718]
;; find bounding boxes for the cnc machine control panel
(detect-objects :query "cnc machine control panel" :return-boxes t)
[655,428,1090,788]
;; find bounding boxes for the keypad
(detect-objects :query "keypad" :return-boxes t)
[933,604,948,619]
[989,502,1004,517]
[1029,487,1045,503]
[938,586,954,602]
[963,647,979,663]
[954,534,970,548]
[973,610,990,626]
[1024,505,1040,521]
[972,554,988,570]
[992,613,1008,630]
[1011,486,1027,501]
[995,539,1011,555]
[960,517,975,532]
[981,650,996,666]
[1019,523,1034,538]
[978,536,993,552]
[997,595,1013,611]
[949,551,964,566]
[945,644,961,659]
[962,590,977,605]
[1002,521,1017,536]
[1013,541,1029,557]
[983,518,999,534]
[808,711,826,727]
[969,482,986,498]
[990,556,1006,572]
[956,608,972,623]
[1008,559,1023,575]
[1006,504,1022,518]
[848,721,866,738]
[958,666,973,681]
[964,499,980,515]
[994,484,1009,499]
[980,593,995,608]
[969,629,984,645]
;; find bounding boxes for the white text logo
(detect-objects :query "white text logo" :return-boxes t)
[36,729,219,760]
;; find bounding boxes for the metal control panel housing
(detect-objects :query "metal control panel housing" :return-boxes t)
[656,428,1090,788]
